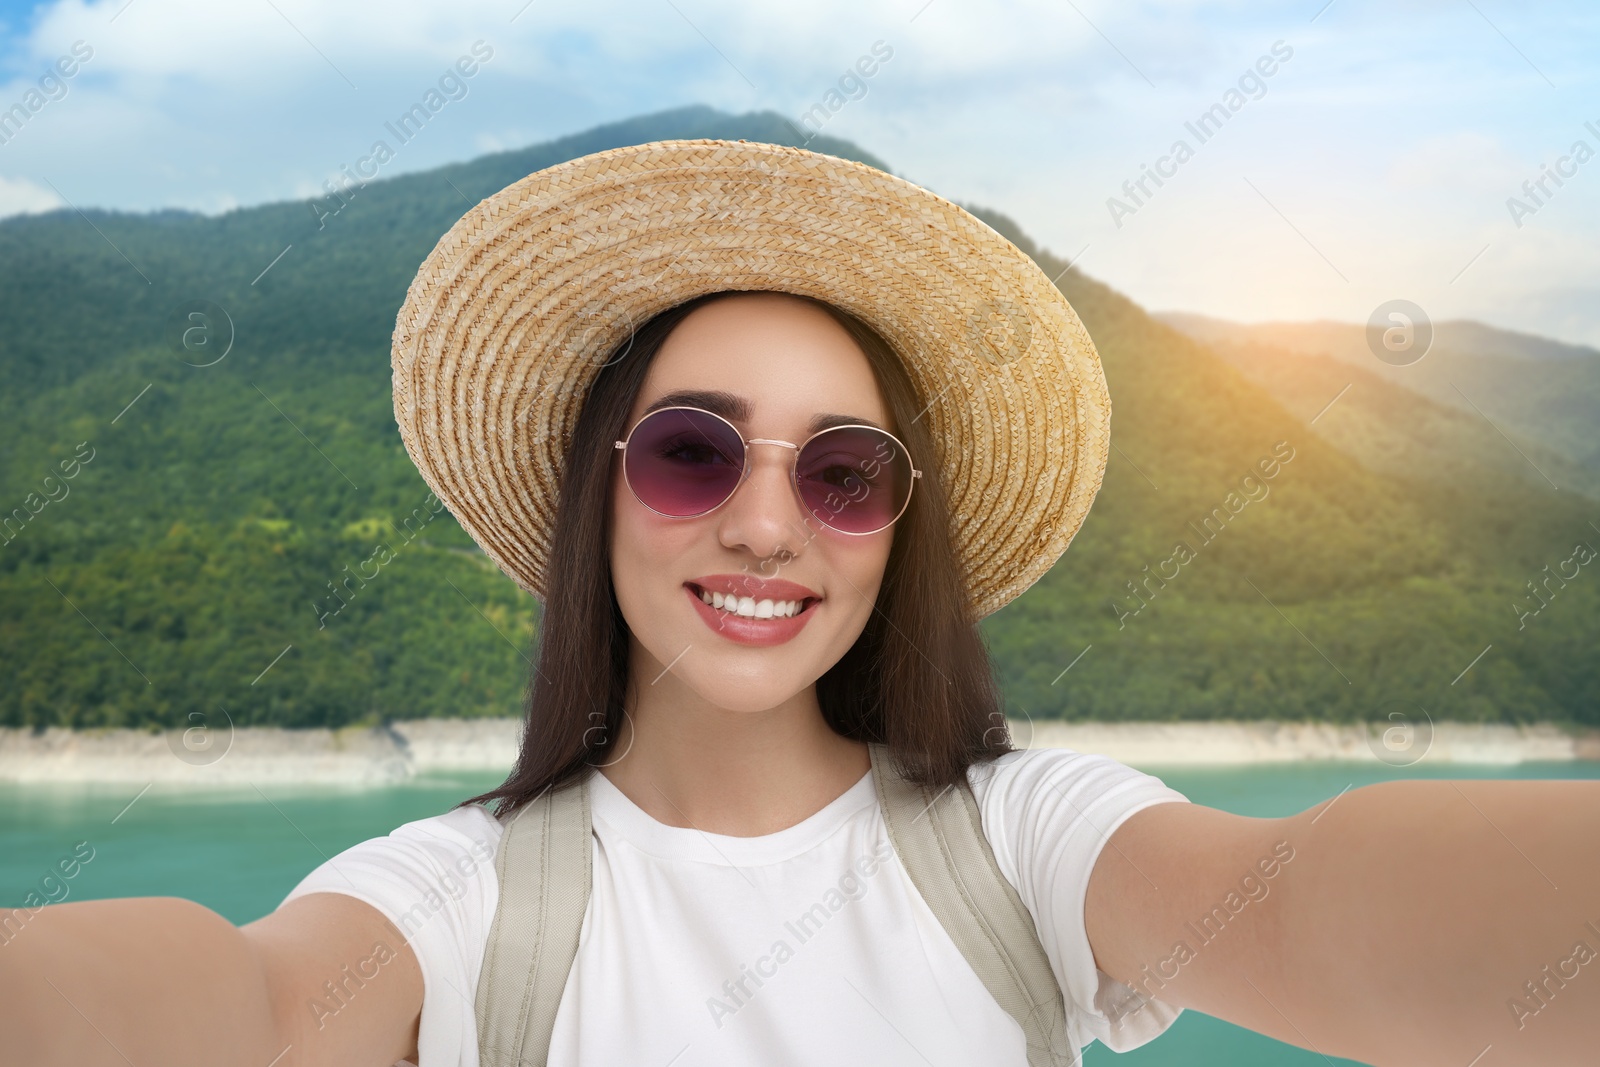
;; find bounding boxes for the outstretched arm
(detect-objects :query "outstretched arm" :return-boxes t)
[1086,778,1600,1067]
[0,892,421,1067]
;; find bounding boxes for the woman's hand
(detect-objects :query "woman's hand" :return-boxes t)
[0,892,422,1067]
[1086,779,1600,1066]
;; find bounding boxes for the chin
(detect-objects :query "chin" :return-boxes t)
[678,659,820,714]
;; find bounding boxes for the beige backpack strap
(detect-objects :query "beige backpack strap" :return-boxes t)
[474,771,593,1067]
[474,751,1075,1066]
[868,742,1077,1067]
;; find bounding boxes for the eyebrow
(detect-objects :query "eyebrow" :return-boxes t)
[640,389,888,436]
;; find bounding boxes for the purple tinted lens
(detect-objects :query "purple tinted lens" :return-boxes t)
[624,408,745,516]
[795,427,913,534]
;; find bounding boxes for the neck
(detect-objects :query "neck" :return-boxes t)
[596,636,871,837]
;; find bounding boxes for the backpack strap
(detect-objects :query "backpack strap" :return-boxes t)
[868,742,1077,1067]
[474,771,593,1067]
[473,750,1076,1067]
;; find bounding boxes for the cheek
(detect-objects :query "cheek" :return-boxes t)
[608,473,702,606]
[819,531,894,630]
[610,472,654,584]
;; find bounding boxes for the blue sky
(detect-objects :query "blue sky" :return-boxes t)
[1,0,1597,345]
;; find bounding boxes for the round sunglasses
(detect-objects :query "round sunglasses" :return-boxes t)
[613,406,921,536]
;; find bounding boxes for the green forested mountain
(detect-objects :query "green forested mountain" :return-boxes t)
[1154,315,1600,501]
[2,105,1595,731]
[1157,312,1600,488]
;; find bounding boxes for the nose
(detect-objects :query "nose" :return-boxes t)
[716,441,810,563]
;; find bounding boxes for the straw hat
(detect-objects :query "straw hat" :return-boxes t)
[391,139,1110,621]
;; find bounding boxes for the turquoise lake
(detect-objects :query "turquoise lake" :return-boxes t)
[4,759,1595,1065]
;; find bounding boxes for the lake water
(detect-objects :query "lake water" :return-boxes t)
[4,759,1595,1065]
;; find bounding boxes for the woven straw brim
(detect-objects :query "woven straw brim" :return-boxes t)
[391,139,1110,621]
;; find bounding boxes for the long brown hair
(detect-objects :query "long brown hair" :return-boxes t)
[460,291,1011,819]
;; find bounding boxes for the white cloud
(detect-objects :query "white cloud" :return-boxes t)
[0,174,63,217]
[26,0,492,81]
[0,0,1596,344]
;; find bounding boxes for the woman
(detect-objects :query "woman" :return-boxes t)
[4,141,1596,1067]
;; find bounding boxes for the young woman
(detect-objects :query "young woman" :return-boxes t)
[4,142,1596,1067]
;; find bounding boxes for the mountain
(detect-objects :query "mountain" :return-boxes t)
[2,106,1596,732]
[1427,321,1600,363]
[0,104,890,397]
[1156,313,1600,491]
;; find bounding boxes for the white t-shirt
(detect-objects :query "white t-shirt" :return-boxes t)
[281,746,1189,1066]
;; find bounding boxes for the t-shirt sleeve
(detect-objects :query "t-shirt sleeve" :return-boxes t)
[278,803,503,1067]
[967,746,1190,1054]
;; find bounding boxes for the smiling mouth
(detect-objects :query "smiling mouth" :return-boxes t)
[685,583,822,620]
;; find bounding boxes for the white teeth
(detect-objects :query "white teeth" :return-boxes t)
[693,587,810,619]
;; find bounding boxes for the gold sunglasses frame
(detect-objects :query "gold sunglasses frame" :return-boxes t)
[612,405,922,536]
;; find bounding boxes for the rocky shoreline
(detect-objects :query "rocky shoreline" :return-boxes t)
[1,718,1596,787]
